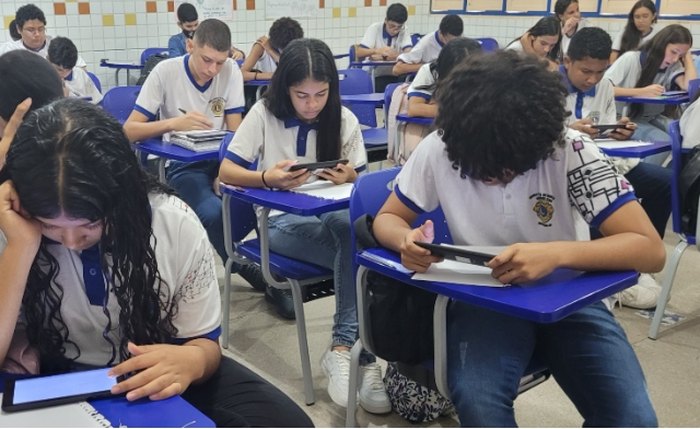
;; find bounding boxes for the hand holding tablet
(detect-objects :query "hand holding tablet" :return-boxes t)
[414,242,496,267]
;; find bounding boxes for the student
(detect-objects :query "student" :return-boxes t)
[168,3,244,60]
[610,0,659,63]
[561,27,668,309]
[7,19,21,41]
[680,90,700,149]
[372,50,662,427]
[392,14,463,76]
[240,17,304,82]
[604,24,696,142]
[219,38,391,415]
[554,0,584,60]
[355,3,413,92]
[0,4,86,67]
[0,98,314,428]
[407,37,482,118]
[505,16,561,68]
[123,19,265,292]
[47,36,102,104]
[0,50,64,171]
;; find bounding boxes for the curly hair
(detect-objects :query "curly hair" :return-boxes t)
[434,50,567,182]
[619,0,657,58]
[268,17,304,52]
[6,98,176,372]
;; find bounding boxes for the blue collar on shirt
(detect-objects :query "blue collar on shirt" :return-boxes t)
[559,64,597,97]
[43,238,106,306]
[184,54,213,93]
[284,117,319,157]
[434,31,444,48]
[65,70,74,81]
[382,26,396,44]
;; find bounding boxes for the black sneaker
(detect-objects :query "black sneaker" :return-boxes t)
[265,285,297,320]
[237,264,267,292]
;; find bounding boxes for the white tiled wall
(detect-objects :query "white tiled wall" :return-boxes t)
[1,0,698,89]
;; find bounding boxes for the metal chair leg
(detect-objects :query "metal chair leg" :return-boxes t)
[649,240,688,339]
[290,280,315,405]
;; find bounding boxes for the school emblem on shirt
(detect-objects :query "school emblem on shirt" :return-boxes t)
[530,193,555,227]
[209,97,225,117]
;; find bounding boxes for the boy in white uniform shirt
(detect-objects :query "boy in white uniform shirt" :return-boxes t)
[355,3,412,92]
[560,27,669,309]
[123,18,266,292]
[392,14,463,76]
[47,37,102,104]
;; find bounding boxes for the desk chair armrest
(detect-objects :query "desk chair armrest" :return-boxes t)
[256,207,289,289]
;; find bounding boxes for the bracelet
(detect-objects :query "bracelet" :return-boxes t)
[261,169,272,189]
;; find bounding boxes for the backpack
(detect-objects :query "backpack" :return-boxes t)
[136,53,169,85]
[679,147,700,235]
[386,83,431,165]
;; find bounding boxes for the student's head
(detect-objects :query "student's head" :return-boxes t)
[640,24,692,70]
[434,50,567,183]
[554,0,580,22]
[187,19,232,81]
[525,16,562,58]
[628,0,657,33]
[385,3,408,37]
[176,2,199,38]
[264,38,342,161]
[8,19,21,41]
[564,27,612,92]
[0,50,63,125]
[47,36,78,79]
[14,4,47,51]
[6,98,175,368]
[431,37,482,81]
[438,15,463,43]
[268,17,304,52]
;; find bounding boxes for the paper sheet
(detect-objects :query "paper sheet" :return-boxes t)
[290,182,353,200]
[412,259,507,287]
[594,140,653,149]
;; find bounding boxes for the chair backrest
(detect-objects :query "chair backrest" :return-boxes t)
[476,37,499,52]
[86,71,102,93]
[669,120,698,243]
[688,78,700,100]
[348,45,358,67]
[101,85,140,123]
[219,134,259,242]
[384,82,401,123]
[140,47,168,65]
[410,33,422,46]
[338,68,377,127]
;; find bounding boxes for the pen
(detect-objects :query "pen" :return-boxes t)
[178,108,187,114]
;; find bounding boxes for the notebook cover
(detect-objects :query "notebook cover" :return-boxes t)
[89,395,214,428]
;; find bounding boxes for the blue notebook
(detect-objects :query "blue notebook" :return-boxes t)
[89,395,214,428]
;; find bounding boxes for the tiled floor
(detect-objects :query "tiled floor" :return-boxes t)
[218,230,700,427]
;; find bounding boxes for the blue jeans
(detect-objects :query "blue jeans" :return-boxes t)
[633,117,671,142]
[268,210,373,363]
[625,162,672,238]
[446,301,657,427]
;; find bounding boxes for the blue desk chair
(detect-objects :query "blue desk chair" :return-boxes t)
[360,83,400,164]
[86,71,102,93]
[140,47,168,65]
[218,136,335,406]
[687,78,700,100]
[339,69,378,128]
[649,121,699,339]
[101,85,140,124]
[348,45,359,68]
[476,37,499,52]
[346,168,549,426]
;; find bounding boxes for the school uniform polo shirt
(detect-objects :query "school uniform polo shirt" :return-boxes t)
[65,66,103,104]
[680,98,700,149]
[0,35,87,67]
[397,30,444,65]
[504,39,525,52]
[0,194,221,366]
[604,51,686,119]
[611,26,658,52]
[255,50,278,74]
[407,63,435,101]
[225,100,367,173]
[394,129,635,245]
[134,54,245,138]
[360,22,412,77]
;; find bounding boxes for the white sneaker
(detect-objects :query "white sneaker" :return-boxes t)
[618,274,662,310]
[359,362,392,414]
[321,349,355,408]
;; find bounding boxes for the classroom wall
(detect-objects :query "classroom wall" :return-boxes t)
[1,0,699,90]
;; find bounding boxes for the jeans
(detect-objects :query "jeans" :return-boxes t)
[182,356,313,427]
[446,301,657,427]
[625,162,672,238]
[633,117,671,142]
[267,210,373,364]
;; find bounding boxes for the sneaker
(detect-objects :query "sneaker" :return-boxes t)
[265,285,296,320]
[321,349,356,408]
[619,274,662,310]
[359,362,391,414]
[237,264,267,292]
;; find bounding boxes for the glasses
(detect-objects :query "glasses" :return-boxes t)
[385,21,404,31]
[22,26,46,35]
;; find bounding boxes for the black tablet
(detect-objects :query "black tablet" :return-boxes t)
[2,367,122,412]
[288,159,349,172]
[414,242,496,267]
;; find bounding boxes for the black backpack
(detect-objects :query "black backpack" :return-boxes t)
[679,147,700,236]
[136,53,169,85]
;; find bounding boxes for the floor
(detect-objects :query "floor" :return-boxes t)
[217,227,700,427]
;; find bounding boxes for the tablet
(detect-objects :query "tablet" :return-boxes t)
[288,159,349,172]
[2,367,122,412]
[414,242,496,267]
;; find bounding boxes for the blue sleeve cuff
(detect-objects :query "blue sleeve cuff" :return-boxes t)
[408,92,431,101]
[394,184,425,214]
[225,106,245,114]
[133,104,156,121]
[401,45,412,50]
[589,192,637,229]
[355,164,367,173]
[169,326,221,345]
[225,151,253,169]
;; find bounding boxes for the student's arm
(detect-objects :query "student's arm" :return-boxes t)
[123,110,213,143]
[225,112,242,132]
[219,158,310,190]
[0,98,31,170]
[393,61,422,76]
[673,50,698,90]
[407,96,437,117]
[610,83,664,98]
[240,41,267,81]
[356,45,395,61]
[230,46,245,61]
[0,181,42,363]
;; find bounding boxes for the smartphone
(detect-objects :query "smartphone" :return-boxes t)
[591,124,622,133]
[414,242,495,267]
[2,367,121,412]
[288,159,349,172]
